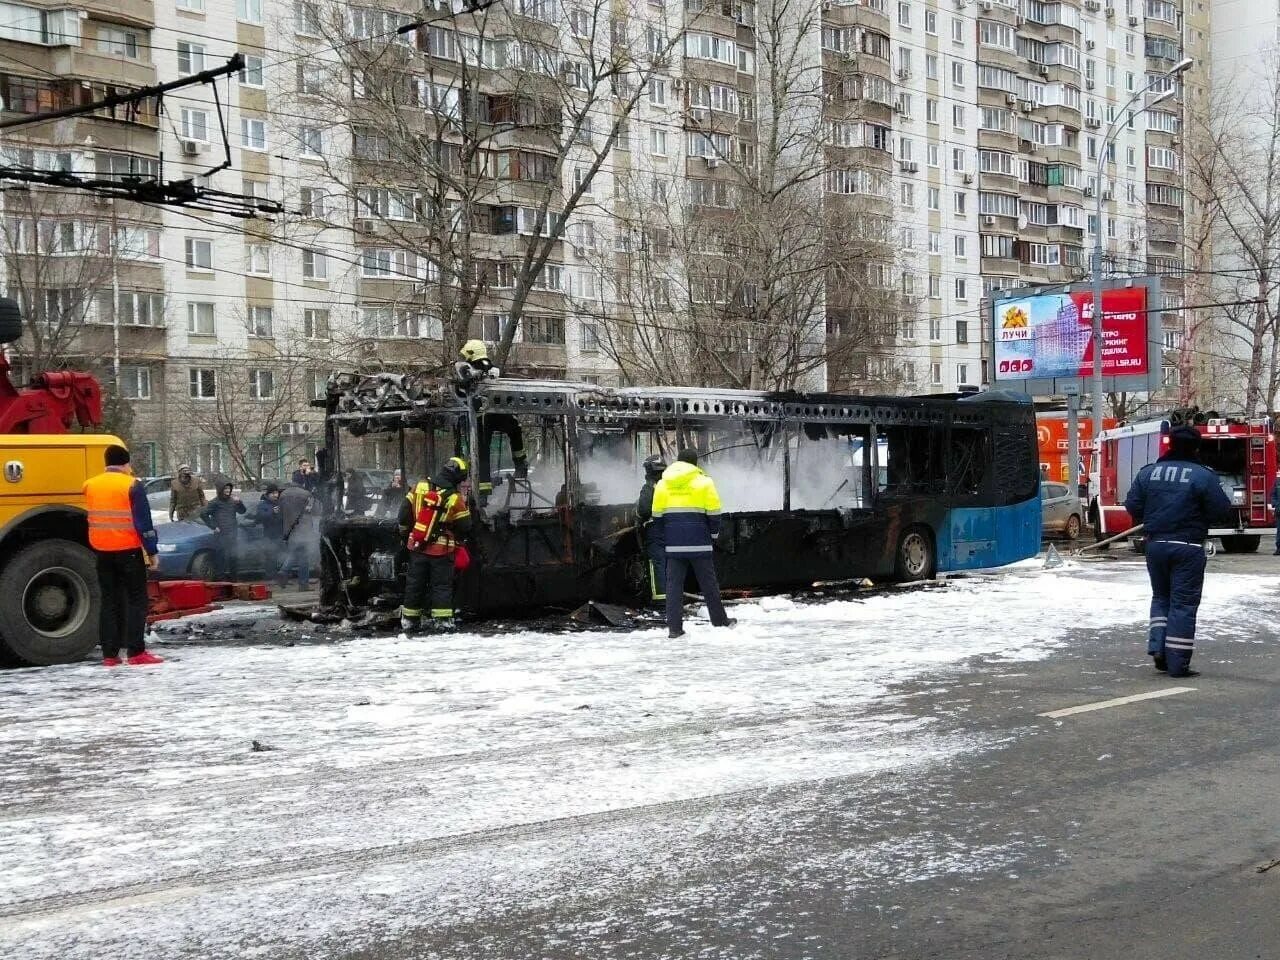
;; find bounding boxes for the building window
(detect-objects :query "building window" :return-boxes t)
[957,363,969,385]
[237,0,263,22]
[249,368,275,399]
[929,317,942,340]
[1161,364,1180,386]
[246,244,271,275]
[98,26,142,59]
[956,319,968,344]
[524,316,566,344]
[187,301,215,335]
[180,107,209,142]
[954,235,967,257]
[951,61,965,87]
[649,126,668,155]
[580,321,600,352]
[299,187,326,218]
[188,367,217,399]
[299,126,323,158]
[930,361,943,385]
[238,54,265,86]
[241,118,267,151]
[185,237,213,271]
[648,77,666,106]
[303,308,329,340]
[302,249,328,279]
[247,305,273,338]
[176,0,205,11]
[117,365,152,400]
[955,278,968,300]
[195,443,222,475]
[308,369,328,401]
[177,40,205,73]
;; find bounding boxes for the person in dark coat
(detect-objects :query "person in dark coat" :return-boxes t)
[636,455,667,604]
[1125,426,1232,677]
[344,469,371,515]
[278,483,320,590]
[254,484,285,579]
[291,458,318,492]
[379,469,405,517]
[200,482,247,580]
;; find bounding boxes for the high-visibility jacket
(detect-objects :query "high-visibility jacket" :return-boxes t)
[402,481,471,556]
[651,461,722,555]
[83,468,157,554]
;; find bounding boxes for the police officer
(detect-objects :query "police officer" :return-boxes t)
[635,455,667,605]
[1124,425,1232,677]
[651,448,734,639]
[398,456,472,634]
[83,445,163,666]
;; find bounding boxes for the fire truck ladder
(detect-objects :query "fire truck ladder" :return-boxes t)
[1247,419,1272,526]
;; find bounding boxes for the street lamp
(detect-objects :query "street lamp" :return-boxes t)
[1088,57,1193,484]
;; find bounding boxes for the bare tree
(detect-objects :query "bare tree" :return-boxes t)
[574,0,906,391]
[283,0,692,370]
[1187,54,1280,413]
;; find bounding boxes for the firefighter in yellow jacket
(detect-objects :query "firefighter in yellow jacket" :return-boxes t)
[397,456,472,634]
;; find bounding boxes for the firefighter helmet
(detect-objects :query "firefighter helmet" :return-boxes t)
[460,339,489,363]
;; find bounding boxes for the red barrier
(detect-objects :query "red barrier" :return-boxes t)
[147,580,272,623]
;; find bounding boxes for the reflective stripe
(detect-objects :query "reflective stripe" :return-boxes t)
[666,544,712,554]
[401,607,422,617]
[1149,617,1167,624]
[1165,638,1195,650]
[1151,540,1204,548]
[662,507,709,514]
[430,608,453,618]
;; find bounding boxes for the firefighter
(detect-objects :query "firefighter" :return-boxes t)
[1124,425,1232,678]
[636,455,667,604]
[651,448,734,639]
[398,456,473,634]
[456,341,529,493]
[83,445,163,666]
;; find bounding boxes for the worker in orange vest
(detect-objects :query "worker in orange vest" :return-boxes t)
[83,445,163,666]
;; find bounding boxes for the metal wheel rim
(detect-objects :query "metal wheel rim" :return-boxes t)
[902,533,929,576]
[1066,515,1081,537]
[22,565,91,639]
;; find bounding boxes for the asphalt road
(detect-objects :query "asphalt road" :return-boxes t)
[3,550,1278,960]
[356,552,1280,960]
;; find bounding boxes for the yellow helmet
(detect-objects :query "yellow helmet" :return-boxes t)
[460,339,489,363]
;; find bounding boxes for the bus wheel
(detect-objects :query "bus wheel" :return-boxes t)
[0,539,100,666]
[895,527,935,582]
[1220,535,1261,554]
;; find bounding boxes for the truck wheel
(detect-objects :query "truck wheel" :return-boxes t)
[0,539,100,666]
[895,527,936,582]
[1220,535,1261,554]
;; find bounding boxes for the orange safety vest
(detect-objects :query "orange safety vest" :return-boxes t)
[82,470,143,552]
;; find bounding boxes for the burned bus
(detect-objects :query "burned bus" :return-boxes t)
[316,373,1041,618]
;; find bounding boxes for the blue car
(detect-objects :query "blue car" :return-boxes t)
[153,493,271,580]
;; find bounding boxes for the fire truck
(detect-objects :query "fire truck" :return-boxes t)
[1091,412,1278,553]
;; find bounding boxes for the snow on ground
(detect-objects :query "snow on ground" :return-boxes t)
[0,561,1271,959]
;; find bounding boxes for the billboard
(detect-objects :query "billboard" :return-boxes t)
[990,280,1161,396]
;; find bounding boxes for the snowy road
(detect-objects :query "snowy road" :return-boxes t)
[0,557,1274,959]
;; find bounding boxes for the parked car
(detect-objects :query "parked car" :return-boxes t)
[154,492,283,579]
[139,475,173,496]
[1041,481,1082,540]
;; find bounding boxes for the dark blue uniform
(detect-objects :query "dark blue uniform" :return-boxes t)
[1125,446,1232,677]
[637,479,666,602]
[1271,476,1279,555]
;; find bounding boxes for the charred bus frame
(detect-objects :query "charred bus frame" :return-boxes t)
[316,374,1041,617]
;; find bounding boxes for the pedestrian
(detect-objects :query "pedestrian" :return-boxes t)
[83,444,163,666]
[344,469,371,515]
[378,469,405,517]
[1124,425,1232,678]
[278,483,320,591]
[291,458,318,492]
[168,464,206,522]
[254,484,285,580]
[636,455,667,606]
[200,482,246,580]
[651,448,734,639]
[398,456,472,634]
[1271,470,1280,556]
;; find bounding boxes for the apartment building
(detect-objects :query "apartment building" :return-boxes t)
[0,0,1207,478]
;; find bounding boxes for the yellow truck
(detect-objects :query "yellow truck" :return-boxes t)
[0,434,124,665]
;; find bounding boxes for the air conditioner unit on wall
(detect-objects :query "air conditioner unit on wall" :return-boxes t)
[962,172,974,184]
[355,220,375,234]
[983,215,996,225]
[1127,14,1138,25]
[180,140,203,156]
[1006,92,1018,105]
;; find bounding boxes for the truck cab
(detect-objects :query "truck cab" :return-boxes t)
[0,431,123,665]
